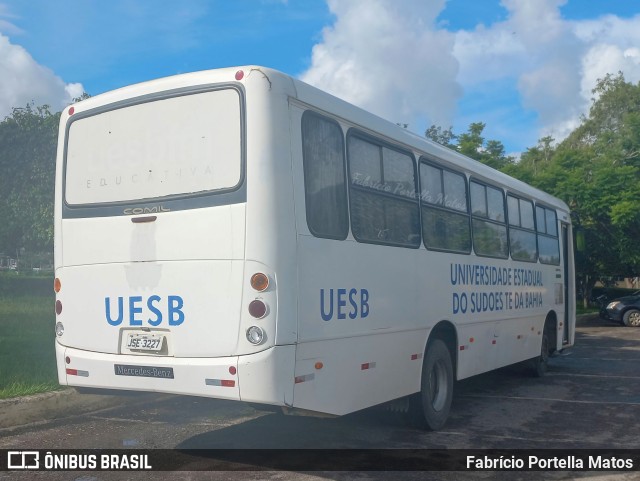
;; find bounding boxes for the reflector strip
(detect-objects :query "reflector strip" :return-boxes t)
[205,379,236,387]
[410,353,423,361]
[361,362,376,370]
[492,340,497,345]
[66,368,89,377]
[294,373,315,384]
[459,345,469,351]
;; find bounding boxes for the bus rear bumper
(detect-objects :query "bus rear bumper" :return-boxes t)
[56,341,295,405]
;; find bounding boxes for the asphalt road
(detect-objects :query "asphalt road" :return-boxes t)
[1,315,640,481]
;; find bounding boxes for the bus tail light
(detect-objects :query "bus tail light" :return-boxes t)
[248,300,267,318]
[55,300,63,315]
[246,326,265,345]
[250,273,269,292]
[54,278,61,293]
[55,322,65,337]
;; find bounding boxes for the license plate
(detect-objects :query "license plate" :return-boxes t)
[126,333,164,352]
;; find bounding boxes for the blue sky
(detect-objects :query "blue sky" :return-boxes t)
[1,0,639,154]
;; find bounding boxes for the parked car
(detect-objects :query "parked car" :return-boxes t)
[601,291,640,326]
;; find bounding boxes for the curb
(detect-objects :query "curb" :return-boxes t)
[0,389,168,430]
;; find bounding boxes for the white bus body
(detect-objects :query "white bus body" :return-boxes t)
[54,66,575,429]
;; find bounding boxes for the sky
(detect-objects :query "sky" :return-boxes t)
[1,0,639,154]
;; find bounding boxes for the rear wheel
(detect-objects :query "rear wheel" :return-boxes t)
[623,309,640,327]
[531,326,551,377]
[410,339,454,430]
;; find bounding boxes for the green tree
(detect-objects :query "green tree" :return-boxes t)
[425,125,457,149]
[0,104,60,257]
[428,122,514,169]
[505,74,640,304]
[457,122,486,160]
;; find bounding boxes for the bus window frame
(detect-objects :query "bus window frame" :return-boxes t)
[418,157,472,255]
[535,203,561,266]
[61,84,247,219]
[506,193,539,263]
[300,110,349,241]
[345,128,421,249]
[469,178,509,260]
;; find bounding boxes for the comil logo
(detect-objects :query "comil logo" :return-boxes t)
[7,451,39,469]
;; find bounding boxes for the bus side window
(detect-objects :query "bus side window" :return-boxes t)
[470,180,509,259]
[419,160,471,254]
[301,111,349,240]
[536,205,560,265]
[347,133,420,248]
[507,194,537,262]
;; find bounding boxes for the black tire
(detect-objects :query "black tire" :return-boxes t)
[623,309,640,327]
[531,327,550,377]
[410,339,454,430]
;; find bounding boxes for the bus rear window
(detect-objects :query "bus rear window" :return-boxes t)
[65,88,242,205]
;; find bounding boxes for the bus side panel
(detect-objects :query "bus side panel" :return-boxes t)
[455,317,544,379]
[293,234,429,415]
[293,330,426,416]
[296,236,426,345]
[237,345,296,406]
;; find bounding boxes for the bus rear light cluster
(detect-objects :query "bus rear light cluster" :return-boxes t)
[248,299,267,319]
[54,277,64,336]
[250,273,269,292]
[246,326,265,345]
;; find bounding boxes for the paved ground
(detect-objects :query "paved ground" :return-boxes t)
[1,314,639,480]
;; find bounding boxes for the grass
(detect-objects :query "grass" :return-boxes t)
[0,293,63,399]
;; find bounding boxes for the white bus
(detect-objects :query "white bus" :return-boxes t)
[54,66,575,430]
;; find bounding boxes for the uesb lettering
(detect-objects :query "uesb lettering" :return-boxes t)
[105,295,185,326]
[320,288,370,321]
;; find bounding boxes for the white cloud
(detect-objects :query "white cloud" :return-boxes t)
[301,0,461,129]
[454,0,585,141]
[0,34,84,119]
[303,0,640,150]
[576,16,640,103]
[455,1,640,143]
